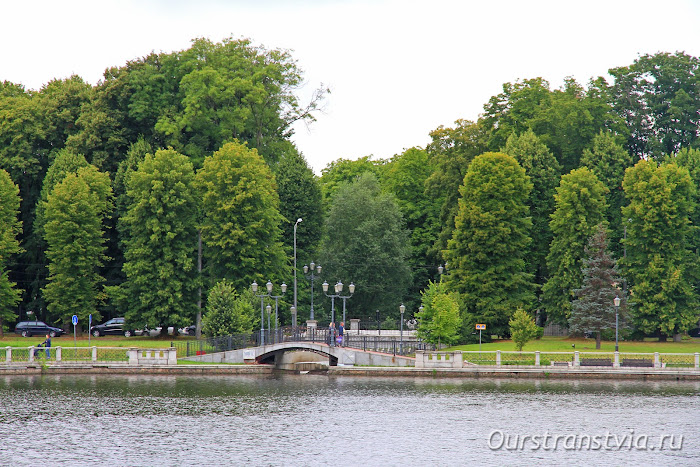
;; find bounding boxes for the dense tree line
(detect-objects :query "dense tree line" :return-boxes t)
[0,41,698,342]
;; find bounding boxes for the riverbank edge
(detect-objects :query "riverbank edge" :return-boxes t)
[1,363,699,380]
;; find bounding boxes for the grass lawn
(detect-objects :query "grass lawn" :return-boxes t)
[0,335,192,348]
[448,336,700,354]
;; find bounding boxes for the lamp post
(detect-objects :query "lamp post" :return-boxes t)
[251,280,286,345]
[399,303,405,354]
[323,280,354,346]
[293,218,302,328]
[337,282,355,328]
[269,283,287,344]
[303,262,322,320]
[614,295,621,352]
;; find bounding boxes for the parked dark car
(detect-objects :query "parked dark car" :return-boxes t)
[90,317,134,337]
[14,321,64,338]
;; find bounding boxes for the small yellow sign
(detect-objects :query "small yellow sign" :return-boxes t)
[475,324,486,330]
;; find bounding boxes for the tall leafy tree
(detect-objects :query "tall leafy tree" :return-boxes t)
[416,280,461,347]
[569,225,623,349]
[382,147,439,312]
[622,160,698,340]
[609,52,700,160]
[274,149,323,262]
[0,169,22,335]
[42,166,113,331]
[424,119,488,264]
[319,155,387,208]
[580,131,635,257]
[196,141,287,292]
[482,77,623,172]
[319,172,412,322]
[445,152,534,338]
[542,167,608,325]
[503,130,561,291]
[118,149,198,333]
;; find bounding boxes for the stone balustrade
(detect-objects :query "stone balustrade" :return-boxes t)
[415,350,464,369]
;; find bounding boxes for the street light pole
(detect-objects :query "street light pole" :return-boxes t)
[614,295,621,352]
[293,218,302,329]
[252,280,286,346]
[399,303,405,354]
[323,280,355,347]
[303,262,322,320]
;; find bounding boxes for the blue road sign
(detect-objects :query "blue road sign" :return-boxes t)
[72,315,78,326]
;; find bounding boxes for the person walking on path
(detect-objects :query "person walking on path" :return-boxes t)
[329,322,336,347]
[42,334,52,359]
[338,321,345,347]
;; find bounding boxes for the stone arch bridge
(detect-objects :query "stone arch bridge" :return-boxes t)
[181,341,415,369]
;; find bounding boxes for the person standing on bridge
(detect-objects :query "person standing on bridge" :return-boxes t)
[338,321,345,347]
[329,322,336,347]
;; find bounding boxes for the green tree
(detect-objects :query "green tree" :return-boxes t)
[609,52,700,160]
[42,166,113,332]
[482,77,623,172]
[274,149,323,262]
[382,147,439,312]
[542,167,608,325]
[622,160,698,340]
[319,155,387,208]
[445,152,534,338]
[580,132,635,257]
[319,172,412,322]
[416,280,461,347]
[424,119,488,264]
[503,130,561,291]
[569,226,623,349]
[509,308,539,351]
[201,280,257,336]
[195,141,288,292]
[0,169,22,335]
[119,149,198,333]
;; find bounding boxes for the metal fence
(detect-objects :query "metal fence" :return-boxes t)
[170,326,434,357]
[456,351,699,368]
[2,347,132,363]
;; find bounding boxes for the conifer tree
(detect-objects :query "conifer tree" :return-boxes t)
[569,225,622,349]
[542,167,608,325]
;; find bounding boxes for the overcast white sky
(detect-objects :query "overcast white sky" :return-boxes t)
[3,0,700,174]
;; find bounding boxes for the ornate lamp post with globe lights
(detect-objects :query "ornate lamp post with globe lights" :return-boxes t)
[251,280,286,345]
[303,262,322,321]
[322,280,354,345]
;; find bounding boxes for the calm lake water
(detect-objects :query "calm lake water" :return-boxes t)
[0,374,698,466]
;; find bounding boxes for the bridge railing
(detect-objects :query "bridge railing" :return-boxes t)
[171,327,435,357]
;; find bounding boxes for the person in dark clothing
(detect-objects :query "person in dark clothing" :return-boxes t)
[42,334,51,359]
[338,321,345,346]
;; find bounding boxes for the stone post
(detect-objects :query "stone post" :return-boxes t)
[350,319,360,331]
[168,348,177,365]
[5,346,11,363]
[29,346,35,362]
[574,351,580,367]
[614,352,620,368]
[92,346,98,362]
[535,351,540,366]
[496,350,501,366]
[695,353,699,370]
[56,347,62,361]
[453,351,463,368]
[128,348,138,365]
[654,352,661,369]
[415,350,425,368]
